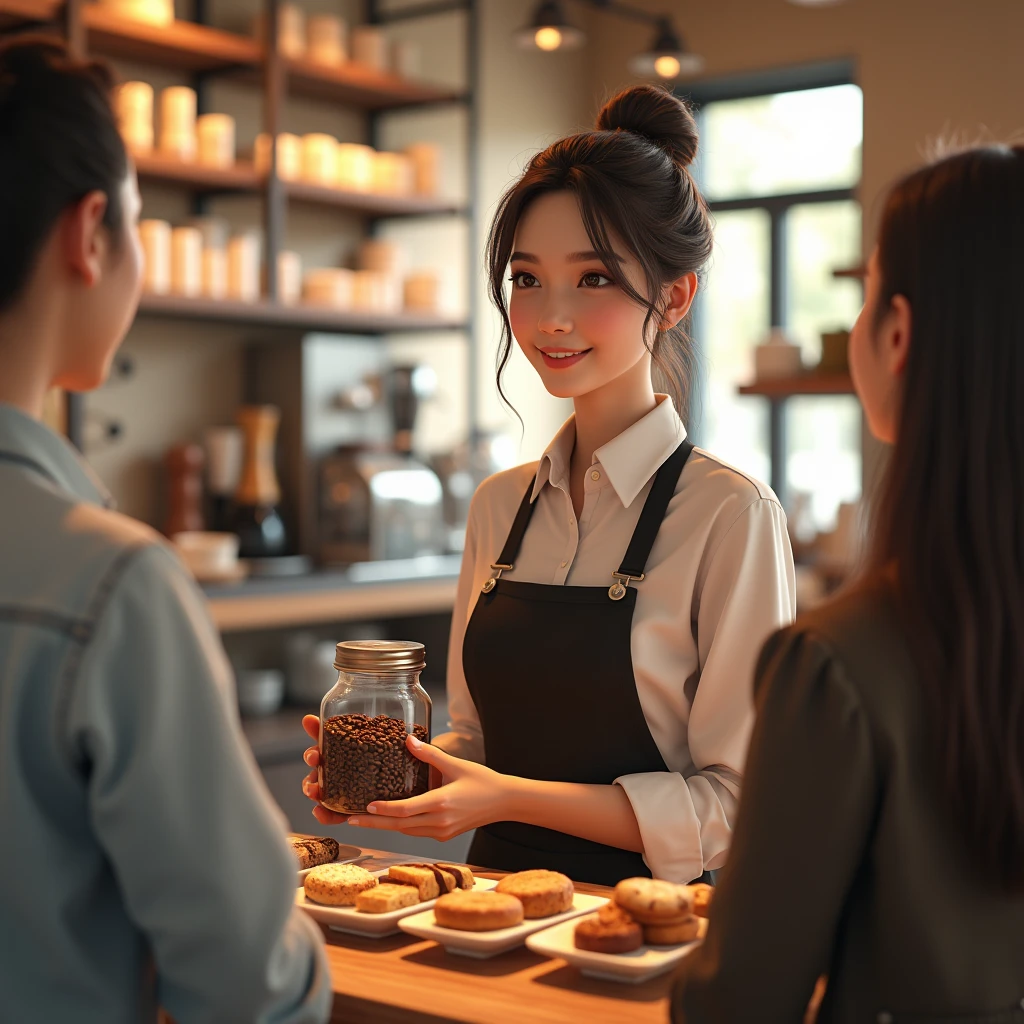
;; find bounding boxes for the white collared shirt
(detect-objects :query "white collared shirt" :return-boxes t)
[434,397,796,882]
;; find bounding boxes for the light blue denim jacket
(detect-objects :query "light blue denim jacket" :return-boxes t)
[0,404,331,1024]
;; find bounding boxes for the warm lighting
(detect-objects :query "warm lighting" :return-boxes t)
[654,54,681,79]
[628,17,704,80]
[515,1,585,52]
[534,25,563,51]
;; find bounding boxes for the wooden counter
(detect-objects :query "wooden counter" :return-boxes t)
[319,849,676,1024]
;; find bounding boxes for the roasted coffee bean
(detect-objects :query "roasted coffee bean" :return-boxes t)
[320,713,430,813]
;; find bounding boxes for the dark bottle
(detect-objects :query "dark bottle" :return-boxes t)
[233,405,288,558]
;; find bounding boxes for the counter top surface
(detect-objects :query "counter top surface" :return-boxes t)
[316,847,677,1024]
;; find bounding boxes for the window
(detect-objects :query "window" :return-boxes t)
[688,76,864,532]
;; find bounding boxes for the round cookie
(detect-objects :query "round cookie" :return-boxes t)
[597,901,638,927]
[495,870,574,918]
[687,882,714,918]
[613,877,693,925]
[643,915,701,946]
[303,863,377,906]
[574,913,643,954]
[434,890,525,932]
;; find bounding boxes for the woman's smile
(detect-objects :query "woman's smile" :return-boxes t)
[538,346,593,369]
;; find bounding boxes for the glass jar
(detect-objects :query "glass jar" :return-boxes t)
[318,640,431,814]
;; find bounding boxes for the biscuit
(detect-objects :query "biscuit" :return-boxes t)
[495,870,574,918]
[289,836,340,871]
[574,912,643,954]
[597,901,638,927]
[434,891,524,931]
[613,877,693,924]
[355,883,421,914]
[303,864,377,906]
[436,862,475,890]
[387,864,441,900]
[686,883,713,918]
[643,915,701,946]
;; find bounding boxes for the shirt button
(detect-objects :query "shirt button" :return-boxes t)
[560,561,567,568]
[590,470,600,481]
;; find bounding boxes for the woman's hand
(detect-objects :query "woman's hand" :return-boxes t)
[345,735,508,842]
[300,715,350,826]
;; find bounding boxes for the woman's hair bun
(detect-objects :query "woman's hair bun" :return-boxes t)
[596,84,699,168]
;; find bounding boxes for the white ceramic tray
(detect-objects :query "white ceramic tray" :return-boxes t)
[525,912,707,984]
[294,843,362,883]
[397,892,608,958]
[296,869,498,938]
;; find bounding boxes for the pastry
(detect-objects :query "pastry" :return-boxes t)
[574,912,643,954]
[303,863,377,906]
[289,835,340,871]
[436,862,475,890]
[494,870,574,918]
[355,883,421,914]
[386,863,458,900]
[686,882,713,918]
[434,891,525,932]
[613,877,694,925]
[643,915,701,946]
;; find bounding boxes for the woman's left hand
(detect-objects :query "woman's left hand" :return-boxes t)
[346,735,509,842]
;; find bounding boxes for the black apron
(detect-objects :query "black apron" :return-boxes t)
[463,440,696,887]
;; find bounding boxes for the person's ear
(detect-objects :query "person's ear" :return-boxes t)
[660,272,698,330]
[884,294,912,376]
[62,190,109,288]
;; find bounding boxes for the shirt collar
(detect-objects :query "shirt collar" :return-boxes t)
[531,395,687,509]
[0,402,113,508]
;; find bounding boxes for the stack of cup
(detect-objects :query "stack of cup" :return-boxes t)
[140,220,171,295]
[335,143,374,193]
[276,251,303,306]
[188,216,230,301]
[358,239,404,276]
[116,81,154,156]
[227,232,260,303]
[372,152,413,195]
[197,113,235,169]
[307,14,347,66]
[405,143,440,196]
[170,226,203,297]
[160,86,197,162]
[403,271,439,313]
[352,271,400,314]
[254,133,302,181]
[253,3,305,58]
[304,268,354,308]
[301,133,337,187]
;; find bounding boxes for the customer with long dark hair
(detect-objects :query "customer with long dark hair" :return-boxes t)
[672,144,1024,1021]
[0,37,329,1023]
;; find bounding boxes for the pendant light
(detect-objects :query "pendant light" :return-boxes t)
[627,16,704,80]
[515,1,585,52]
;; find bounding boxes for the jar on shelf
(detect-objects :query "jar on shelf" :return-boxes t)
[319,640,431,814]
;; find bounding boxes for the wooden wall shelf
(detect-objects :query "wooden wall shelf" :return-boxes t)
[285,181,465,217]
[82,7,261,70]
[134,153,261,192]
[138,293,468,334]
[0,0,61,29]
[739,373,855,398]
[285,57,465,109]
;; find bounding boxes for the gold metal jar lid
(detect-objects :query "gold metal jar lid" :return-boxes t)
[334,639,426,673]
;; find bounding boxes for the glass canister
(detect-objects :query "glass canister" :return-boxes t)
[318,640,431,814]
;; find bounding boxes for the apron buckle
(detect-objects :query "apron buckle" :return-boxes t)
[608,571,645,601]
[483,563,513,594]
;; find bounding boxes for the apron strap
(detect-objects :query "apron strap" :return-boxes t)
[495,476,539,568]
[616,439,694,580]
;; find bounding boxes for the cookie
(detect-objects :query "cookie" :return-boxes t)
[686,883,713,918]
[613,877,694,924]
[495,870,574,918]
[434,891,524,932]
[436,862,475,890]
[355,883,421,914]
[303,863,377,906]
[597,901,638,927]
[289,836,340,871]
[387,863,455,900]
[643,915,701,946]
[574,912,643,954]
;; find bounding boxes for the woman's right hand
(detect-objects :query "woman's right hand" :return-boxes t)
[300,715,349,826]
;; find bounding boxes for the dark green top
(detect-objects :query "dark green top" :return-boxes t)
[672,574,1024,1024]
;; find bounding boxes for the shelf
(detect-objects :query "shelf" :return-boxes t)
[0,0,61,29]
[285,57,465,109]
[285,181,465,218]
[832,266,866,279]
[738,373,855,398]
[134,153,261,192]
[83,7,261,71]
[137,293,468,334]
[203,557,462,631]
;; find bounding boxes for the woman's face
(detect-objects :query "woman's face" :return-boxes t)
[54,168,144,392]
[508,191,664,402]
[848,249,911,445]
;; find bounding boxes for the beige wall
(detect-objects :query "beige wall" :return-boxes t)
[87,0,591,525]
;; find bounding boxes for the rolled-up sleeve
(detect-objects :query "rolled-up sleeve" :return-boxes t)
[616,498,796,882]
[672,626,879,1023]
[65,545,331,1024]
[432,496,486,763]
